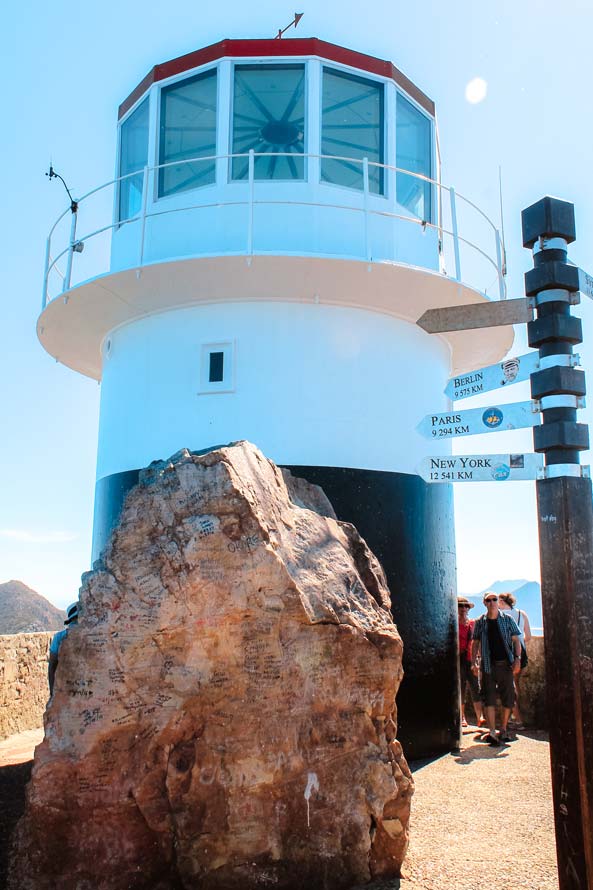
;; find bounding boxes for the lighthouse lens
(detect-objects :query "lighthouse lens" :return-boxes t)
[232,65,305,181]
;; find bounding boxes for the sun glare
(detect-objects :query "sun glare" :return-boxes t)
[465,77,488,104]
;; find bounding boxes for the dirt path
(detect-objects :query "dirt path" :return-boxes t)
[1,727,557,890]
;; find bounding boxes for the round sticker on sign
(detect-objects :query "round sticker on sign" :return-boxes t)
[491,463,511,481]
[482,408,503,428]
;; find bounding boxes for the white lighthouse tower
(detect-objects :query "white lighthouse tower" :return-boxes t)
[40,37,512,758]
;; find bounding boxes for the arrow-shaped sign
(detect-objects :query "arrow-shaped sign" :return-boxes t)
[445,352,540,401]
[579,268,593,300]
[417,401,540,440]
[418,452,543,483]
[417,297,532,334]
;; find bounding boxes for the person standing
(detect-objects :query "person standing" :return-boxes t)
[498,592,532,729]
[48,602,79,695]
[471,592,522,745]
[457,597,484,728]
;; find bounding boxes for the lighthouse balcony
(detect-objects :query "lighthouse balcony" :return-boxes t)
[44,151,505,305]
[40,153,509,380]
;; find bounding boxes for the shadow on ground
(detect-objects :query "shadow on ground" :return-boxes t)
[452,742,512,764]
[0,759,32,888]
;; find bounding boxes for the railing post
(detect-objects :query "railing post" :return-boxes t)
[363,157,370,262]
[42,236,51,311]
[138,165,150,276]
[495,229,506,300]
[63,208,78,293]
[449,186,461,282]
[247,149,255,260]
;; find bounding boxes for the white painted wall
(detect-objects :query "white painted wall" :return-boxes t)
[96,302,452,480]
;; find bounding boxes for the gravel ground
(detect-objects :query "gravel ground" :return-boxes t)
[2,726,557,890]
[361,727,558,890]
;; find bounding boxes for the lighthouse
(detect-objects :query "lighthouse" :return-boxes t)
[40,37,512,759]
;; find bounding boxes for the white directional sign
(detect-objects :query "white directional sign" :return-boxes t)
[445,352,540,401]
[417,401,540,440]
[579,268,593,300]
[418,453,543,483]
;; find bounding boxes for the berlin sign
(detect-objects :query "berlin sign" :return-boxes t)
[417,401,540,440]
[418,453,543,483]
[444,352,540,401]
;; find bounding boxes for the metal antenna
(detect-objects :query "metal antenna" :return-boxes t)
[46,164,78,213]
[498,165,507,277]
[274,12,304,38]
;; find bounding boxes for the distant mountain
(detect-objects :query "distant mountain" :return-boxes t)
[460,579,543,632]
[0,580,66,634]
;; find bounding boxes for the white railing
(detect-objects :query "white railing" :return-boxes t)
[42,152,507,310]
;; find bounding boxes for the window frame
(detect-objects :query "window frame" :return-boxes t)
[320,64,387,197]
[157,66,219,200]
[116,95,151,224]
[394,88,435,223]
[228,60,309,184]
[198,341,235,394]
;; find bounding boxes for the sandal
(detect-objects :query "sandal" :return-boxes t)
[461,718,468,728]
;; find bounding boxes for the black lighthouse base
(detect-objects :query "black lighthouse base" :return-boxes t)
[286,465,459,761]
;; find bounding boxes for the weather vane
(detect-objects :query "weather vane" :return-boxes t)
[46,164,78,213]
[274,12,304,38]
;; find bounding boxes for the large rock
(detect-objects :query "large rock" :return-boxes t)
[9,442,412,890]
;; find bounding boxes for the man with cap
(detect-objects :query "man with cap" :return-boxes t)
[471,592,522,745]
[48,602,79,695]
[458,596,483,728]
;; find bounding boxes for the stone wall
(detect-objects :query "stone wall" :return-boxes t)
[0,633,51,740]
[519,636,547,729]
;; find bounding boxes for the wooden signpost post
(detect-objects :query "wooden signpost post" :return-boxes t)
[416,196,593,890]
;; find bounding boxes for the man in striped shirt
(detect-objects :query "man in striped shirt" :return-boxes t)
[471,591,521,745]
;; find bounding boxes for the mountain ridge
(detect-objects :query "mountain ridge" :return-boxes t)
[0,580,66,634]
[460,578,543,631]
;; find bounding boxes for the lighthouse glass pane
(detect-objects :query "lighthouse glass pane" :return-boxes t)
[159,69,217,196]
[231,65,305,181]
[118,98,149,222]
[396,94,432,220]
[321,69,384,194]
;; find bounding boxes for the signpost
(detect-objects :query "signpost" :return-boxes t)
[415,197,593,889]
[522,197,593,890]
[444,352,540,401]
[416,296,532,334]
[417,453,542,483]
[417,401,539,440]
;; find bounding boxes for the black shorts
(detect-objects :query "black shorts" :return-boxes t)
[481,660,515,709]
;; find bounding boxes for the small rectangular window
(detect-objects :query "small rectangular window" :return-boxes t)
[199,342,234,394]
[208,351,224,382]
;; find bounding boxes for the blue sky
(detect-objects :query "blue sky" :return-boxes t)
[2,1,593,608]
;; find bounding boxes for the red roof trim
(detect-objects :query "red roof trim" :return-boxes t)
[118,38,435,119]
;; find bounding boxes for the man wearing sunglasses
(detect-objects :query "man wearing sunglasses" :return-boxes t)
[471,592,522,745]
